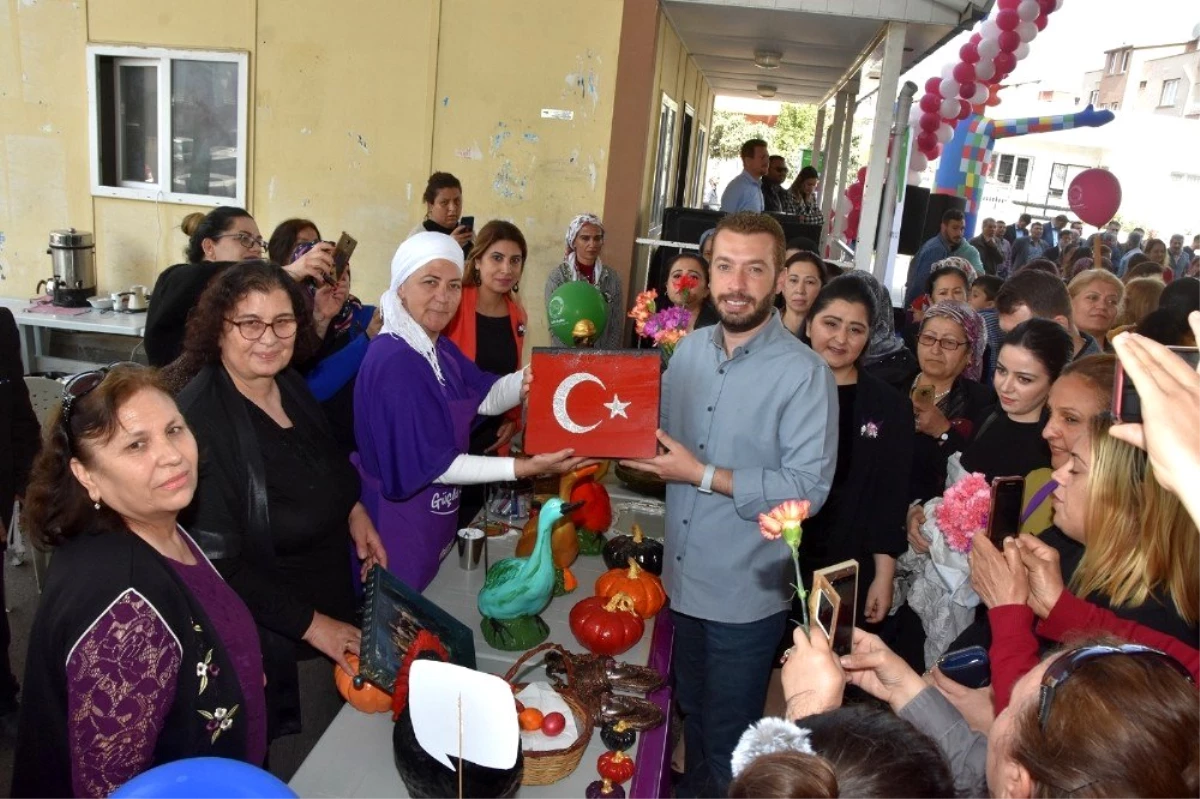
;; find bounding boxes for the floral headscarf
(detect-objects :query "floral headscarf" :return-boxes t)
[841,269,906,363]
[563,213,607,284]
[932,256,977,284]
[921,300,988,382]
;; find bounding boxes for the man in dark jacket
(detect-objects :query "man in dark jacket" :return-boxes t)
[969,217,1005,275]
[0,308,42,730]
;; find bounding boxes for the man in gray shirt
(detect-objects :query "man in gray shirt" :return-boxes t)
[622,212,837,798]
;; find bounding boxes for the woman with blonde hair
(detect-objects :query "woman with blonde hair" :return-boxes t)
[1067,269,1122,351]
[1113,276,1165,331]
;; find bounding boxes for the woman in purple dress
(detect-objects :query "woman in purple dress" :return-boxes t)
[13,365,266,797]
[354,232,585,591]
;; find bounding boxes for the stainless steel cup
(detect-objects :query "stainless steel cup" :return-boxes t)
[457,528,486,570]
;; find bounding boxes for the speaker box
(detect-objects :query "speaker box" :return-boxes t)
[662,206,726,245]
[919,193,967,248]
[898,185,930,256]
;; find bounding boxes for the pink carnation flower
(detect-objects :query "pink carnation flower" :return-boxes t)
[935,472,991,554]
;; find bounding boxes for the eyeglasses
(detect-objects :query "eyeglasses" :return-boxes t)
[215,231,267,251]
[917,333,969,351]
[224,317,299,341]
[61,361,143,433]
[1038,644,1193,730]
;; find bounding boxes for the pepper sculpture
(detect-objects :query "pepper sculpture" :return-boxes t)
[478,497,584,651]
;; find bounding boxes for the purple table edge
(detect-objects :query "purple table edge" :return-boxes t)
[630,605,674,799]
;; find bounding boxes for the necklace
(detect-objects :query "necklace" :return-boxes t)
[912,374,951,403]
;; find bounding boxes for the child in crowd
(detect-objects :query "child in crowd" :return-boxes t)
[971,274,1004,383]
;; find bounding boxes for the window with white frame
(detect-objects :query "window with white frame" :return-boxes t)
[1088,89,1099,106]
[1120,50,1131,73]
[648,94,678,234]
[87,45,248,205]
[1160,79,1180,107]
[994,154,1034,191]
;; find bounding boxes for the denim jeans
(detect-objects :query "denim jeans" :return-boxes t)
[671,608,788,798]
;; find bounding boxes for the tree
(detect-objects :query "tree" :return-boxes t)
[708,109,773,160]
[709,103,820,170]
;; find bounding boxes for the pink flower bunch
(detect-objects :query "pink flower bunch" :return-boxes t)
[935,471,991,554]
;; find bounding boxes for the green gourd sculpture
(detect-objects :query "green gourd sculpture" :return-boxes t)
[477,497,583,650]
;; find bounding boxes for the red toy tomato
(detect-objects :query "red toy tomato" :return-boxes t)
[569,593,645,656]
[597,749,636,785]
[541,711,566,737]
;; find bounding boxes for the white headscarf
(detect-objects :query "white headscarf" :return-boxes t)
[379,231,465,384]
[564,213,606,284]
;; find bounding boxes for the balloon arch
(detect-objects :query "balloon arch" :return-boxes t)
[835,0,1117,241]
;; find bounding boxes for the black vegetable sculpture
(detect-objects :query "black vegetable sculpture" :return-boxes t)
[601,523,663,576]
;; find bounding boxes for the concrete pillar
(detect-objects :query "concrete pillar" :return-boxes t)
[855,21,907,272]
[818,92,847,227]
[811,104,826,171]
[829,92,857,251]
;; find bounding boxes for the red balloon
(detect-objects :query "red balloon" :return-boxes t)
[1068,169,1122,227]
[847,182,864,204]
[925,76,944,95]
[953,62,976,83]
[996,9,1020,30]
[1036,0,1056,12]
[960,42,980,64]
[969,32,983,45]
[957,81,978,100]
[857,166,868,182]
[956,99,973,120]
[920,93,942,114]
[998,0,1020,8]
[995,52,1017,73]
[1035,13,1048,30]
[998,30,1022,52]
[919,111,941,132]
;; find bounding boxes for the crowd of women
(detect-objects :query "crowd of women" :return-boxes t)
[2,167,1197,796]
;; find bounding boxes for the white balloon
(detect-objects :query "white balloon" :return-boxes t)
[982,19,1000,40]
[1015,41,1031,59]
[979,37,1001,60]
[940,95,961,118]
[1017,21,1037,41]
[972,83,990,103]
[936,123,954,143]
[910,152,929,172]
[975,59,996,81]
[1017,0,1040,21]
[942,62,957,80]
[1054,0,1063,9]
[940,79,960,100]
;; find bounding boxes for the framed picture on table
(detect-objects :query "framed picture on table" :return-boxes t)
[524,348,662,459]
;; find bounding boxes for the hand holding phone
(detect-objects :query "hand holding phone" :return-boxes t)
[332,232,357,282]
[936,645,991,689]
[987,476,1025,545]
[1112,345,1199,424]
[808,560,859,656]
[460,215,475,231]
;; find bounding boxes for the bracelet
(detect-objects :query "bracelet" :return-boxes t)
[698,463,717,494]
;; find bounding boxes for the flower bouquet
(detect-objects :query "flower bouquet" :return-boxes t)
[894,455,990,667]
[628,288,691,361]
[758,500,812,630]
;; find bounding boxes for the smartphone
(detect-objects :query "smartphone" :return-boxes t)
[1113,346,1199,423]
[808,560,859,656]
[332,232,357,282]
[912,384,935,406]
[459,215,475,231]
[936,645,991,689]
[988,476,1025,545]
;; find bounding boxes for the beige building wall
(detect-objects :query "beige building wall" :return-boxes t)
[0,0,651,351]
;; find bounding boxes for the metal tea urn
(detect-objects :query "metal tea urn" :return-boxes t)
[47,228,97,308]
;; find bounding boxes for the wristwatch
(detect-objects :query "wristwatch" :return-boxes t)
[698,464,717,494]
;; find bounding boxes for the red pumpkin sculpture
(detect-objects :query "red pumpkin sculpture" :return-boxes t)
[334,653,393,713]
[569,593,644,656]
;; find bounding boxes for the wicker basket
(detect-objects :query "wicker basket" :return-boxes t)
[504,642,595,786]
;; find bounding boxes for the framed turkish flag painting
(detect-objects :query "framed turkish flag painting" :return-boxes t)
[524,348,662,458]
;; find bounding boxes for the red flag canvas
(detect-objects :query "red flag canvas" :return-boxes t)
[524,348,662,458]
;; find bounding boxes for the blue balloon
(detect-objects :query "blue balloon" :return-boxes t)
[111,757,297,798]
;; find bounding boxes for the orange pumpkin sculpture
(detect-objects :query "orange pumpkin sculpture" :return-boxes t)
[595,558,667,619]
[334,653,393,713]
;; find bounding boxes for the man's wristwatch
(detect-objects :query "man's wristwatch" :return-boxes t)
[698,463,717,494]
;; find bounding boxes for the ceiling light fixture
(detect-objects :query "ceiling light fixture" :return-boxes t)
[754,50,782,70]
[756,84,778,98]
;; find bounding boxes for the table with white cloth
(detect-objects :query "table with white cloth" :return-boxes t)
[0,296,146,373]
[289,478,675,798]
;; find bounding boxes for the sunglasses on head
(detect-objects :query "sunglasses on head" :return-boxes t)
[1038,643,1193,730]
[60,362,144,432]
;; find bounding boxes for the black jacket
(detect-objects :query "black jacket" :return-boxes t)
[177,363,333,738]
[13,530,251,797]
[0,308,41,529]
[909,377,996,503]
[145,262,222,367]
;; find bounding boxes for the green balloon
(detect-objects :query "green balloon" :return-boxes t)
[547,280,608,345]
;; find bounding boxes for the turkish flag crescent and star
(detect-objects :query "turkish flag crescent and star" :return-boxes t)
[524,348,662,458]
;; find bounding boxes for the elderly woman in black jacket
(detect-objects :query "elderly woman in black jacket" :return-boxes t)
[176,261,386,780]
[0,308,40,725]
